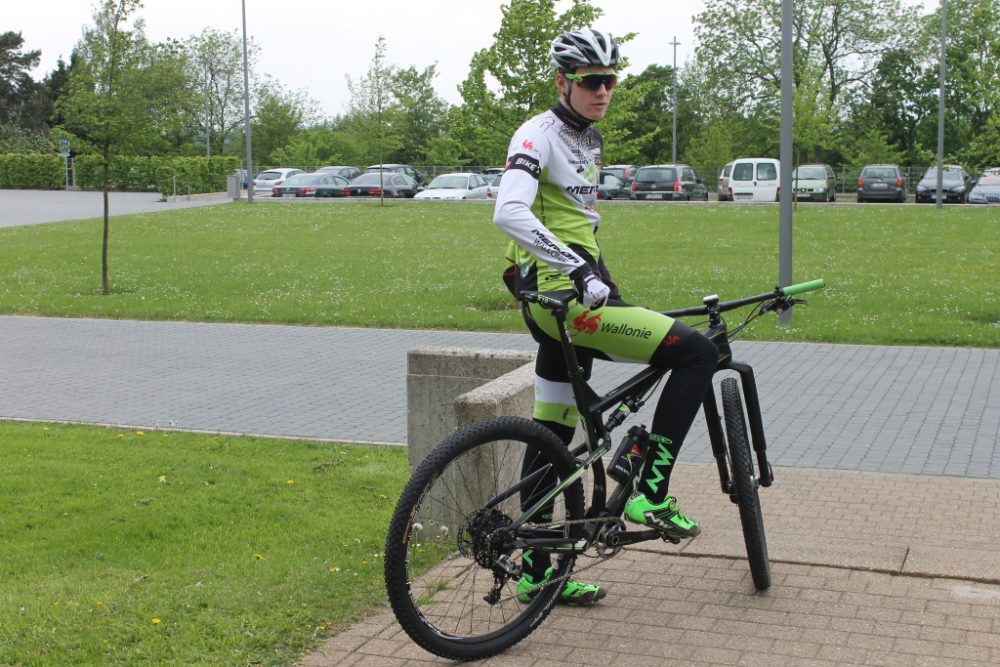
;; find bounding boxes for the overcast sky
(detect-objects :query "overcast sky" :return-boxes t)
[11,0,938,119]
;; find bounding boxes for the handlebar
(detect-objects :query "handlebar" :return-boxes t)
[519,279,826,318]
[662,279,826,318]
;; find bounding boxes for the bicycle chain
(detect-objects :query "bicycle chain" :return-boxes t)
[484,516,628,605]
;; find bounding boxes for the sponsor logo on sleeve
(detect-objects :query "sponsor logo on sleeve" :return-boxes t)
[507,153,541,179]
[530,230,578,263]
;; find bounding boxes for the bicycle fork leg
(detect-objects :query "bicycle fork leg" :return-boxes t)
[726,363,774,487]
[702,389,731,494]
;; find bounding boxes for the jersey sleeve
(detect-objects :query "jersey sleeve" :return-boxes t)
[492,122,586,276]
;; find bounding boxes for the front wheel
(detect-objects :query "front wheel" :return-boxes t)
[384,416,586,661]
[721,378,771,590]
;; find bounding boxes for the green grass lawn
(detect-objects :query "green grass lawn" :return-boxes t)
[0,421,409,666]
[0,200,997,346]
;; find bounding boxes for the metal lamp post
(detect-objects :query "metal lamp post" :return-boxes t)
[241,0,254,203]
[778,0,793,323]
[936,0,947,209]
[670,37,679,163]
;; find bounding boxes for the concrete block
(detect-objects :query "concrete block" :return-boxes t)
[406,347,535,473]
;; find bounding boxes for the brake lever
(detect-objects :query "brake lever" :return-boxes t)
[759,297,806,315]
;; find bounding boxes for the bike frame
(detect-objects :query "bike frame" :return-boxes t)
[502,281,824,554]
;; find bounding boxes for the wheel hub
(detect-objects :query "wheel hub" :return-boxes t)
[458,508,512,569]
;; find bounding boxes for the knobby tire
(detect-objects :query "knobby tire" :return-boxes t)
[721,377,772,590]
[384,416,586,661]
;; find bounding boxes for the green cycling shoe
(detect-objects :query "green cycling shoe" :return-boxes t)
[516,567,607,606]
[624,493,701,540]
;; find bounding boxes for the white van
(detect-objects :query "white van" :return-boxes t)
[728,157,780,202]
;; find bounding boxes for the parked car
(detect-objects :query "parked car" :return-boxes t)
[728,158,780,202]
[602,164,639,187]
[856,164,907,203]
[717,161,734,201]
[598,171,630,199]
[271,172,348,198]
[792,163,837,202]
[346,172,421,198]
[482,167,505,178]
[253,167,304,195]
[630,164,708,201]
[317,165,361,181]
[365,163,425,185]
[983,167,1000,176]
[914,165,972,203]
[414,172,491,200]
[486,173,502,199]
[967,173,1000,204]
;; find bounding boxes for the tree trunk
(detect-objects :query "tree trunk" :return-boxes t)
[101,144,110,296]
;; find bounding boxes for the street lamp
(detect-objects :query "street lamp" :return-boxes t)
[241,0,254,204]
[936,0,947,209]
[670,36,679,163]
[778,0,793,323]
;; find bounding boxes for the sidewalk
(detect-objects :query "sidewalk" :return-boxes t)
[303,463,1000,666]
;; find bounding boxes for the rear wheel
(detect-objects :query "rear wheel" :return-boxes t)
[720,378,771,591]
[385,416,585,661]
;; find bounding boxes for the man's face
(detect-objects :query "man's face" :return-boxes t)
[557,66,616,121]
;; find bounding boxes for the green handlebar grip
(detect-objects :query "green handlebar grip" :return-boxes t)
[781,279,826,296]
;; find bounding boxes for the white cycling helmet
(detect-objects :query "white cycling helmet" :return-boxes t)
[550,28,620,71]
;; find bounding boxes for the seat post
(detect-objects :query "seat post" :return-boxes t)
[551,307,600,444]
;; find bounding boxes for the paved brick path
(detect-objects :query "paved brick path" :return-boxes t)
[303,464,1000,666]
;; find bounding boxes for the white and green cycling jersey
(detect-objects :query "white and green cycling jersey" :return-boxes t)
[493,103,605,295]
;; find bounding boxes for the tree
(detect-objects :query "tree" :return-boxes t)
[346,36,403,201]
[59,0,188,295]
[455,0,606,162]
[693,0,918,158]
[0,31,41,127]
[925,0,1000,164]
[184,28,260,156]
[249,81,319,165]
[270,124,357,168]
[862,48,936,164]
[389,64,450,164]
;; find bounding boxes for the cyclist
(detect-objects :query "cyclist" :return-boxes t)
[493,28,718,606]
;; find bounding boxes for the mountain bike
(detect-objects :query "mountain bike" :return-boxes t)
[384,279,826,661]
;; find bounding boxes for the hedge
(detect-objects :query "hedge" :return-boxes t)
[0,154,65,189]
[0,154,239,196]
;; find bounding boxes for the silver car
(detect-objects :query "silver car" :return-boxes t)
[253,168,304,195]
[968,174,1000,204]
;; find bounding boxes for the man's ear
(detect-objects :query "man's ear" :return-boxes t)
[555,72,568,96]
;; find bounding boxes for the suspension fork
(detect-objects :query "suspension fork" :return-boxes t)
[704,362,774,490]
[727,361,773,487]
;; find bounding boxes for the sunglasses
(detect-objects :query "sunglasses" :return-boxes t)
[564,72,618,91]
